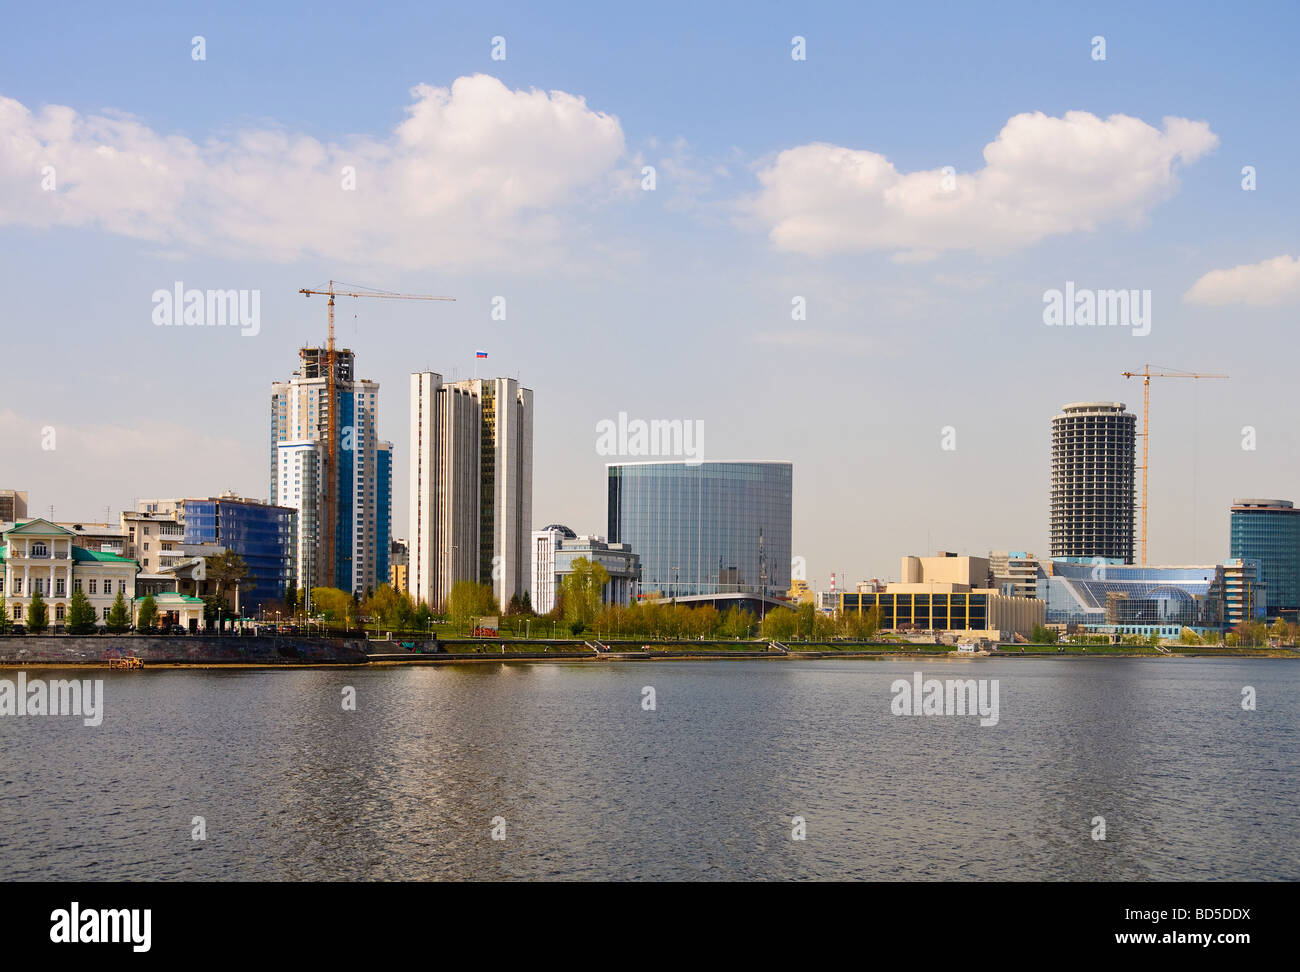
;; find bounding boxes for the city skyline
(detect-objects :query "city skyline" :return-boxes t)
[2,1,1297,585]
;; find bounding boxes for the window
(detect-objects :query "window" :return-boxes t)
[73,578,82,593]
[89,579,97,595]
[119,580,127,594]
[55,604,65,621]
[102,608,110,619]
[144,543,150,551]
[55,579,65,596]
[12,605,21,619]
[13,578,21,595]
[32,542,48,557]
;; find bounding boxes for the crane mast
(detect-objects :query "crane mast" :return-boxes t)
[1120,364,1228,565]
[299,280,454,592]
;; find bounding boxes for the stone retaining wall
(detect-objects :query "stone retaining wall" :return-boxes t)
[0,635,368,665]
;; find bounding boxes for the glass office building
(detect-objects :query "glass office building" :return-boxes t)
[607,461,792,598]
[1230,499,1300,620]
[375,441,392,592]
[1038,560,1225,635]
[182,496,297,612]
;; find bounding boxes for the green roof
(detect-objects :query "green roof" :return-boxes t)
[71,548,138,565]
[0,543,135,566]
[133,593,204,604]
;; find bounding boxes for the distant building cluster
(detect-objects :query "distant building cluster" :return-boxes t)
[5,365,1297,644]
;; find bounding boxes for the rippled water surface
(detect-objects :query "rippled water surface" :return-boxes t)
[2,658,1295,880]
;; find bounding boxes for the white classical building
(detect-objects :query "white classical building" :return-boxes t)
[0,519,139,627]
[530,526,640,615]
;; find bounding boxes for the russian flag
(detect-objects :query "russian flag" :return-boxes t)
[475,350,488,359]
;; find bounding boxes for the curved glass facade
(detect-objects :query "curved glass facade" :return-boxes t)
[607,461,792,598]
[1039,560,1224,629]
[1230,500,1300,619]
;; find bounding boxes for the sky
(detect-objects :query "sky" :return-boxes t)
[1,0,1298,589]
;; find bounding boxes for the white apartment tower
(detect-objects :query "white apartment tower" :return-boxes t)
[409,373,533,611]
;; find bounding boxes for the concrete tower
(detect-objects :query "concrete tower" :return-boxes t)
[1050,402,1136,563]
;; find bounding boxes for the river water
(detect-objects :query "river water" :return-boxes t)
[1,657,1295,880]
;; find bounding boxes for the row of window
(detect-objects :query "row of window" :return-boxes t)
[12,604,116,621]
[0,577,127,596]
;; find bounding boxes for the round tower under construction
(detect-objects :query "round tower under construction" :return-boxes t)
[1050,402,1136,564]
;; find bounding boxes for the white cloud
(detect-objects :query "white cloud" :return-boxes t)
[1184,254,1300,307]
[747,111,1218,258]
[0,75,626,272]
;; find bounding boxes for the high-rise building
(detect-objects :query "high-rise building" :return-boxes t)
[606,461,792,599]
[271,346,389,597]
[0,490,28,523]
[375,440,393,592]
[1229,499,1300,621]
[1050,402,1136,564]
[409,373,534,611]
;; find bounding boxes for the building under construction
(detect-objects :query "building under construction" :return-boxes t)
[1050,402,1136,564]
[270,346,392,599]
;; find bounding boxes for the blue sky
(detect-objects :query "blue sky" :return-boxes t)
[2,0,1297,585]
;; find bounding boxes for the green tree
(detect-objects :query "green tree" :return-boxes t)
[65,588,97,635]
[0,596,9,634]
[863,603,883,639]
[311,587,354,624]
[760,606,798,642]
[718,605,754,639]
[105,589,131,633]
[560,557,610,629]
[205,549,251,618]
[285,585,299,614]
[136,594,159,632]
[1178,626,1203,645]
[1032,624,1058,644]
[363,583,416,631]
[447,580,500,629]
[27,589,49,633]
[413,601,433,633]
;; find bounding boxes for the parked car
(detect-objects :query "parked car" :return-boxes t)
[168,624,188,636]
[9,624,26,635]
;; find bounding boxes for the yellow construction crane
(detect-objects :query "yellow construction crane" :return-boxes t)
[1121,364,1228,565]
[299,280,454,589]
